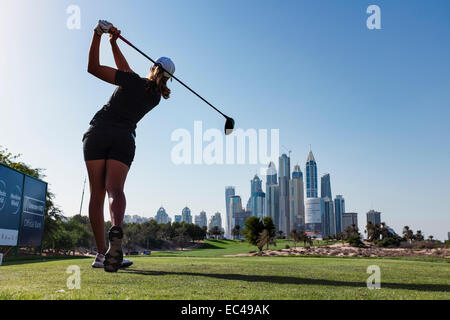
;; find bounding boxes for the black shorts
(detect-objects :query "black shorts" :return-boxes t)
[82,125,136,168]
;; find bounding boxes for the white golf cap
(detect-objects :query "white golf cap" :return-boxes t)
[155,57,175,79]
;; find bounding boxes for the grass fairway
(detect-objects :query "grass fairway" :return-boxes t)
[1,240,449,300]
[152,239,300,257]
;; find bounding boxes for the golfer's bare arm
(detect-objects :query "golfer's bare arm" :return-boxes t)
[110,39,133,72]
[87,32,117,84]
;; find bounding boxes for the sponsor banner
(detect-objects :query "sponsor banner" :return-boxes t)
[19,176,47,247]
[0,165,24,246]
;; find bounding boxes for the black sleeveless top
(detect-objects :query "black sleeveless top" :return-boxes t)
[90,70,161,136]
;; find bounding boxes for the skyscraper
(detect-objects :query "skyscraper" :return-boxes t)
[225,186,235,238]
[289,165,305,232]
[194,211,208,228]
[334,195,345,234]
[248,175,265,218]
[322,197,335,237]
[229,195,243,232]
[208,212,223,232]
[278,153,291,235]
[174,215,182,223]
[306,150,318,198]
[181,207,192,224]
[342,212,358,231]
[155,207,171,224]
[265,162,280,231]
[366,210,381,225]
[321,173,332,199]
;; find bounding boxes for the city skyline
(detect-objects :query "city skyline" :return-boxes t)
[1,1,449,240]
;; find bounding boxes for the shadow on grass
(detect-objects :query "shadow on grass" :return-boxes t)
[3,255,90,266]
[122,269,450,292]
[198,242,226,250]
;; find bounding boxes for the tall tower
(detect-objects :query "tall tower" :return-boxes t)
[225,186,235,238]
[306,150,318,198]
[181,207,192,224]
[321,173,332,199]
[289,165,305,232]
[334,195,345,234]
[265,162,280,231]
[249,175,265,218]
[229,195,243,232]
[278,153,291,235]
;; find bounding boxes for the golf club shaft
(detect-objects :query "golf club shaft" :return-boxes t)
[118,35,229,119]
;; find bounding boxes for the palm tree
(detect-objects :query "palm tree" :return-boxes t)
[290,230,298,247]
[257,229,277,251]
[403,226,414,243]
[428,235,434,241]
[415,230,424,241]
[277,230,284,239]
[337,232,345,243]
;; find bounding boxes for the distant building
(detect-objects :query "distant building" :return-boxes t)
[265,162,280,231]
[289,165,305,232]
[366,210,381,225]
[334,195,345,234]
[174,215,182,223]
[342,212,358,231]
[232,210,252,237]
[248,175,265,219]
[181,207,192,224]
[304,198,324,238]
[279,153,291,234]
[123,214,150,224]
[208,212,223,231]
[225,186,235,238]
[229,195,243,232]
[155,207,171,224]
[320,173,332,199]
[194,211,207,228]
[322,197,335,237]
[305,150,318,198]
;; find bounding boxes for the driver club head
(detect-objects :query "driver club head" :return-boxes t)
[225,117,235,135]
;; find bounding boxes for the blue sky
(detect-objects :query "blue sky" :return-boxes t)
[1,0,449,239]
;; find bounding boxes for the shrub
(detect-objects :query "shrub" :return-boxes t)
[347,235,364,247]
[285,244,290,249]
[376,236,403,248]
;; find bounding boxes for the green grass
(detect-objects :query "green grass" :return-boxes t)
[0,240,449,300]
[151,239,328,257]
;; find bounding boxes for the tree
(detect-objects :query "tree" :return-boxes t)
[232,225,241,240]
[402,226,414,243]
[415,230,424,241]
[242,216,265,252]
[208,226,222,239]
[428,235,434,241]
[290,230,298,247]
[337,232,345,244]
[262,217,276,238]
[257,229,276,252]
[277,230,284,239]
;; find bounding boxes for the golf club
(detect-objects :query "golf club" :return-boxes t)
[117,34,235,135]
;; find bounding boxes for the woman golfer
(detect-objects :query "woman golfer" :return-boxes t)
[84,20,175,272]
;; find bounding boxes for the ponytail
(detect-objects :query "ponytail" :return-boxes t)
[147,65,171,99]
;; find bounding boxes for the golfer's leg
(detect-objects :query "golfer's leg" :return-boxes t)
[105,159,129,226]
[85,160,107,254]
